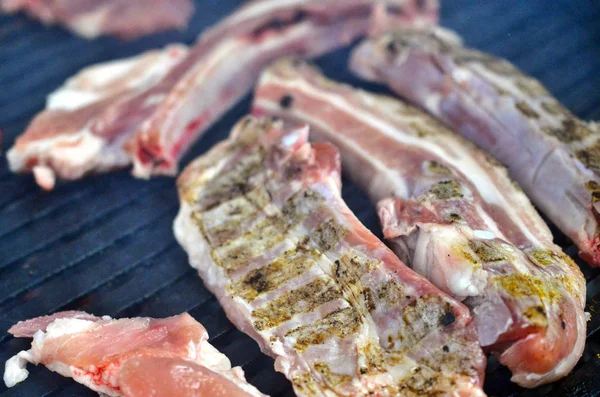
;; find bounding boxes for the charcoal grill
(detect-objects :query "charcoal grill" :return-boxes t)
[1,1,599,396]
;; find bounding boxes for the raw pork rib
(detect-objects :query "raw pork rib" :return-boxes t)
[6,44,189,190]
[0,0,195,39]
[4,311,265,397]
[350,27,600,267]
[252,59,586,387]
[7,0,438,188]
[174,116,486,396]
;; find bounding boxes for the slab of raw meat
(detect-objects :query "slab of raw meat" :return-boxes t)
[174,116,486,396]
[0,0,195,39]
[350,27,600,267]
[7,0,438,189]
[4,311,266,397]
[6,44,189,190]
[251,59,587,387]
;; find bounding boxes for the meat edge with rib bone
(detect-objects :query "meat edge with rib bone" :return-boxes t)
[349,26,600,267]
[6,0,438,189]
[251,58,587,388]
[3,311,266,397]
[174,115,486,396]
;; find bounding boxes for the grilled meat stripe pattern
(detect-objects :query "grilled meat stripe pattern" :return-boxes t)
[174,116,486,396]
[7,0,438,189]
[349,27,600,267]
[3,312,266,397]
[251,59,586,388]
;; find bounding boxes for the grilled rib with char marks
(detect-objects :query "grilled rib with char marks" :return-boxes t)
[350,27,600,267]
[251,59,586,388]
[174,116,486,396]
[7,0,438,189]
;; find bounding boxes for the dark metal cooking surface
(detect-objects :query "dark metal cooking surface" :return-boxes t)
[0,1,599,396]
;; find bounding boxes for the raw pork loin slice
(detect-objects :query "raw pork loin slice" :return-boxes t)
[7,0,438,189]
[174,116,486,396]
[4,311,266,397]
[252,59,587,387]
[0,0,195,39]
[350,27,600,267]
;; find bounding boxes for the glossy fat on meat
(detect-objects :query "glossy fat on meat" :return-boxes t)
[251,59,586,388]
[174,116,486,396]
[349,27,600,267]
[0,0,195,39]
[3,311,265,397]
[119,357,262,397]
[7,0,438,188]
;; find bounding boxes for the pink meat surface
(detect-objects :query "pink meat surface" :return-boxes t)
[0,0,195,39]
[119,357,259,397]
[174,116,486,396]
[251,59,587,388]
[7,0,438,188]
[350,27,600,267]
[4,311,265,397]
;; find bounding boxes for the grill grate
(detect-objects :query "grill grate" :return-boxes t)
[0,1,599,396]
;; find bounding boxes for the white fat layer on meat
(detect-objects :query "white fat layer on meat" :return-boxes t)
[7,127,130,179]
[197,340,232,371]
[220,0,311,29]
[67,6,110,39]
[48,46,188,112]
[474,230,495,240]
[258,73,544,247]
[3,351,34,388]
[3,318,99,388]
[412,225,488,299]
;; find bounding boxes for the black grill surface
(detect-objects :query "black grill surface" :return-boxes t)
[1,1,599,396]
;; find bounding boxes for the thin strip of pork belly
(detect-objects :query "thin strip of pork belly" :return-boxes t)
[6,44,189,190]
[350,27,600,267]
[0,0,195,39]
[4,311,266,397]
[7,0,437,189]
[174,116,486,396]
[129,0,439,178]
[251,59,586,388]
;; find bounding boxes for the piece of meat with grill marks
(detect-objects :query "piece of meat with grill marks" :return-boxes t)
[0,0,195,39]
[174,116,486,396]
[4,311,265,397]
[350,27,600,268]
[7,0,438,188]
[251,59,586,388]
[6,44,189,190]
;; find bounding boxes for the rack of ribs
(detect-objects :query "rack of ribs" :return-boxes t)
[349,27,600,267]
[174,116,486,396]
[7,0,438,189]
[251,59,586,388]
[0,0,195,40]
[3,311,266,397]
